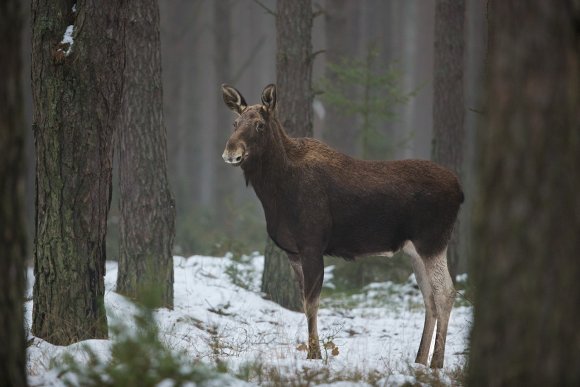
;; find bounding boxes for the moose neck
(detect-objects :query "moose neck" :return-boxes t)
[242,115,297,207]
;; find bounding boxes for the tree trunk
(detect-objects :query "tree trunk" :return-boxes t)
[431,0,465,282]
[261,0,313,311]
[31,0,123,344]
[262,239,303,311]
[468,1,580,385]
[0,0,27,384]
[460,0,487,275]
[116,0,176,308]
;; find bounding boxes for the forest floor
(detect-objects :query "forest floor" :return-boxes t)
[25,254,472,386]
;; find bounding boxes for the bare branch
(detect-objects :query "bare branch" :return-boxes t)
[312,89,325,97]
[252,0,276,17]
[313,2,325,19]
[310,49,326,62]
[468,107,486,115]
[232,35,267,84]
[456,290,474,306]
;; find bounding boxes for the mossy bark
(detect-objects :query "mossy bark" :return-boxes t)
[31,0,123,345]
[260,0,313,311]
[116,0,175,309]
[468,1,580,385]
[0,0,27,384]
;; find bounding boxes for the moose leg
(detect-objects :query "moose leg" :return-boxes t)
[287,253,305,296]
[301,255,324,359]
[406,246,437,366]
[424,248,455,368]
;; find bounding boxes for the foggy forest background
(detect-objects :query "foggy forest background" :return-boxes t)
[16,0,486,282]
[4,0,580,385]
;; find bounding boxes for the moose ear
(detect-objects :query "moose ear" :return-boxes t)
[261,84,277,112]
[222,84,247,115]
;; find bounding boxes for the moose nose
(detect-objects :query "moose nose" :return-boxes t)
[222,151,243,165]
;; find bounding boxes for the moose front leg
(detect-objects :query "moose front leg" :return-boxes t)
[301,254,324,359]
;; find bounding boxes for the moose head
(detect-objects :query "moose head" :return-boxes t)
[221,84,277,167]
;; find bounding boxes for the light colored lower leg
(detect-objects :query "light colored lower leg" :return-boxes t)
[305,298,321,359]
[405,242,437,365]
[424,249,455,369]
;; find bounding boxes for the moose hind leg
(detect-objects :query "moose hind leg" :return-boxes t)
[424,248,455,369]
[302,255,324,359]
[405,242,437,366]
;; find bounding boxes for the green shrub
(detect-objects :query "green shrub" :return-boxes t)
[317,44,417,160]
[54,306,223,387]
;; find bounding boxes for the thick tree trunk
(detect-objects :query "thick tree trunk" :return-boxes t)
[116,0,176,308]
[261,0,313,311]
[0,0,27,384]
[468,1,580,385]
[275,0,313,136]
[262,239,303,311]
[31,0,123,344]
[431,0,465,282]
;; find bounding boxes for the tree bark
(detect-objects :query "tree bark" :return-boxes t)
[431,0,465,282]
[0,0,27,384]
[468,1,580,385]
[116,0,176,308]
[261,0,313,312]
[31,0,123,344]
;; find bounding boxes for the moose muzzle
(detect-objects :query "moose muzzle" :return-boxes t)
[222,147,245,166]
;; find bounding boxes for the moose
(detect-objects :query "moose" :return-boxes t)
[220,83,463,368]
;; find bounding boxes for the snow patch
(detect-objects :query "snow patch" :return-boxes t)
[26,254,472,385]
[58,25,74,56]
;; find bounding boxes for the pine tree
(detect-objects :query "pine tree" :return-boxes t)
[116,0,176,309]
[261,0,313,311]
[431,0,466,282]
[469,1,580,385]
[31,0,123,344]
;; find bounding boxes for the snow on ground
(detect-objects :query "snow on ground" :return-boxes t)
[25,254,472,386]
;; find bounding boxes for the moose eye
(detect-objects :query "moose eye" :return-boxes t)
[256,122,264,132]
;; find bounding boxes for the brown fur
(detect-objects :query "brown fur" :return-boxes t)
[221,84,463,366]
